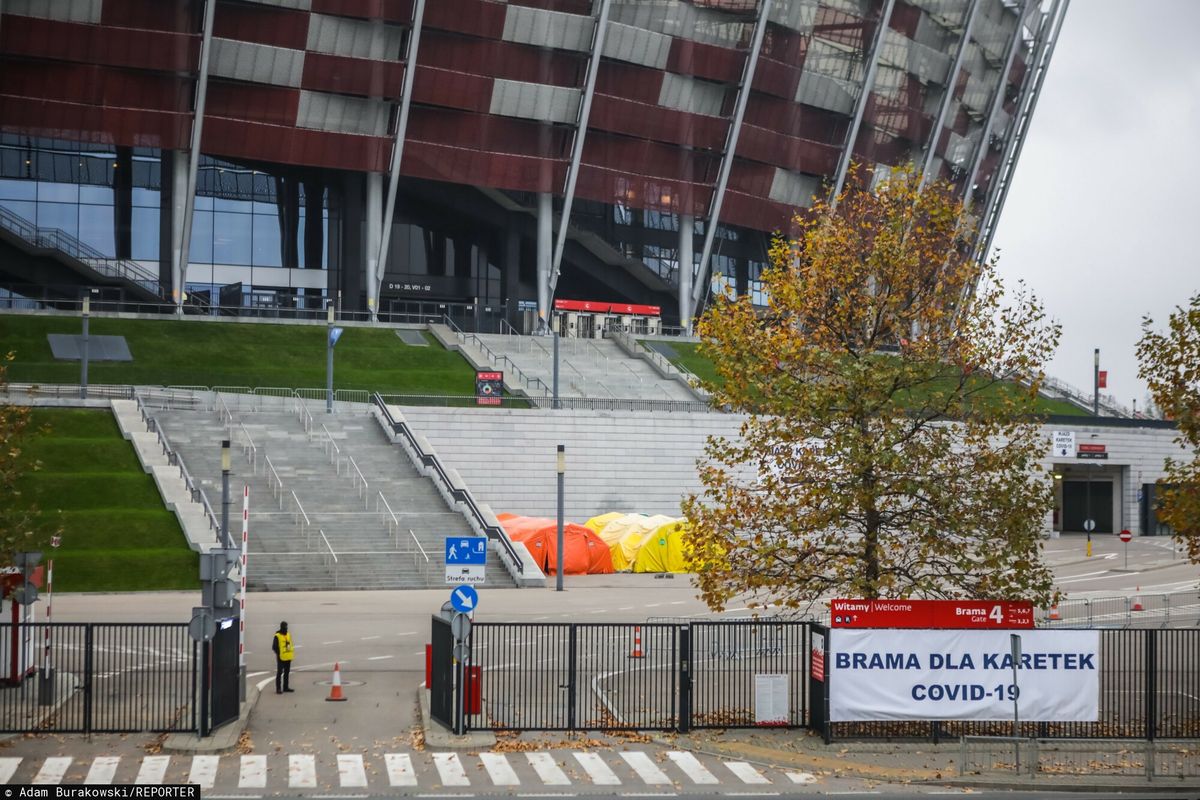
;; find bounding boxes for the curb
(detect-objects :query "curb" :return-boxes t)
[161,680,262,753]
[416,684,495,750]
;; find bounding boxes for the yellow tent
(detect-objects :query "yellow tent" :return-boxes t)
[632,518,690,573]
[583,512,624,536]
[601,513,675,571]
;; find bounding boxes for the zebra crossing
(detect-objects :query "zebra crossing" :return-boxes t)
[0,750,820,792]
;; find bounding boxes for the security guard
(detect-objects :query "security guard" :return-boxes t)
[272,621,295,694]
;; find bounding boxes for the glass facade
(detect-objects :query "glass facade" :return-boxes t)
[0,135,335,309]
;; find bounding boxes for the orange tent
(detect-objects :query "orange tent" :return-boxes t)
[498,515,614,575]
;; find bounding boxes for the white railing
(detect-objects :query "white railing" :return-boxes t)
[295,394,316,433]
[214,391,235,426]
[376,492,402,548]
[345,454,369,508]
[317,423,369,507]
[408,528,430,571]
[229,421,258,474]
[292,490,312,549]
[264,455,284,510]
[319,529,338,586]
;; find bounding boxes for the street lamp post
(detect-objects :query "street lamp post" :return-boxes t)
[556,444,565,592]
[1085,464,1092,557]
[1093,348,1100,416]
[80,295,90,399]
[326,303,335,414]
[552,329,560,410]
[220,439,232,549]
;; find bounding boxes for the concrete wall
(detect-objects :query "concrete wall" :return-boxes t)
[399,406,1190,536]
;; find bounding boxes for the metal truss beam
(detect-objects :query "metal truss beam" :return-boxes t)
[975,0,1069,264]
[919,0,982,188]
[962,0,1029,212]
[831,0,897,205]
[175,0,216,312]
[547,0,613,304]
[689,0,773,320]
[373,0,427,320]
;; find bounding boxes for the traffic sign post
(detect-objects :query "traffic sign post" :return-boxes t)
[1120,528,1132,569]
[445,536,487,585]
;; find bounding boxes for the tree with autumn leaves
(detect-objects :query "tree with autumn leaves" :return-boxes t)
[1137,294,1200,562]
[683,170,1061,613]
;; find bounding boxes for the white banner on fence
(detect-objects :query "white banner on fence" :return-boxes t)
[829,629,1100,722]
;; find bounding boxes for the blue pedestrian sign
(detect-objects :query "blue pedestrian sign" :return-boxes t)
[450,585,479,613]
[445,537,487,565]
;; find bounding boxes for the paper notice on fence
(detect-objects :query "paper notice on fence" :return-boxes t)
[828,629,1099,722]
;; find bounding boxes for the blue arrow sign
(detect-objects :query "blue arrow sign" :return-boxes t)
[450,585,479,613]
[445,537,487,565]
[329,327,344,347]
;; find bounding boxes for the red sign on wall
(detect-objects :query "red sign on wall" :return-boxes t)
[1078,443,1106,453]
[829,599,1034,629]
[1098,370,1108,388]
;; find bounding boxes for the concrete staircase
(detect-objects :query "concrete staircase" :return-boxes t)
[149,406,516,591]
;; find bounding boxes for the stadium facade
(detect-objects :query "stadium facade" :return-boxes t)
[0,0,1066,331]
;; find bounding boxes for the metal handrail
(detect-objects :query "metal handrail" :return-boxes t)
[377,492,401,549]
[408,528,430,570]
[230,421,257,474]
[296,396,315,433]
[264,455,284,510]
[372,393,524,575]
[319,529,338,586]
[319,423,341,458]
[443,314,552,397]
[291,490,312,549]
[135,391,222,533]
[346,454,369,507]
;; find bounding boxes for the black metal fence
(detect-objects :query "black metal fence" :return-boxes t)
[460,620,1198,742]
[0,623,196,734]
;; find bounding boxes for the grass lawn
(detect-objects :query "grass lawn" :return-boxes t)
[656,342,1091,417]
[0,315,476,395]
[13,408,198,592]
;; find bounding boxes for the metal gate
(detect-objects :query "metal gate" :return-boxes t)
[0,623,196,734]
[429,616,455,731]
[206,618,239,734]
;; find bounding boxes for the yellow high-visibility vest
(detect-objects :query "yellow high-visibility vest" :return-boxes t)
[275,632,294,662]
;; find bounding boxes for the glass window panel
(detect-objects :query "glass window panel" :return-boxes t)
[38,181,79,203]
[189,210,214,264]
[80,185,114,205]
[0,200,36,221]
[132,188,159,207]
[0,179,36,201]
[36,202,79,238]
[214,196,251,212]
[78,204,116,257]
[194,195,214,211]
[213,211,252,265]
[252,213,283,267]
[132,207,160,261]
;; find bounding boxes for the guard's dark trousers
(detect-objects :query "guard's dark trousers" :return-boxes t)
[275,659,292,693]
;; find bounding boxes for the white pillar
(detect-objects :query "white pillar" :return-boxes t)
[678,213,694,334]
[170,153,188,308]
[365,172,383,317]
[537,192,552,331]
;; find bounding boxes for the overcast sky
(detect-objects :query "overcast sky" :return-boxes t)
[991,0,1200,414]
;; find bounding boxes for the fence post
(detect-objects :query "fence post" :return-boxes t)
[677,624,692,733]
[200,640,211,737]
[567,625,577,730]
[1145,629,1157,742]
[82,624,94,734]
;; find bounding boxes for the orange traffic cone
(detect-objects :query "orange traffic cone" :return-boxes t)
[1048,604,1061,621]
[326,662,348,702]
[1132,588,1144,612]
[629,626,645,659]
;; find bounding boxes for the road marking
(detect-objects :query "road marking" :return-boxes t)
[645,603,662,608]
[239,755,267,788]
[480,753,520,785]
[432,753,470,786]
[0,758,20,784]
[189,756,219,789]
[526,753,570,785]
[361,636,381,640]
[784,771,817,784]
[618,606,634,611]
[338,754,368,787]
[725,762,769,784]
[135,756,170,785]
[397,631,416,636]
[669,601,685,605]
[289,754,317,788]
[385,753,418,786]
[85,756,120,785]
[323,640,343,645]
[619,752,670,785]
[33,757,72,785]
[368,655,394,661]
[573,752,620,785]
[1056,570,1113,584]
[666,752,717,784]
